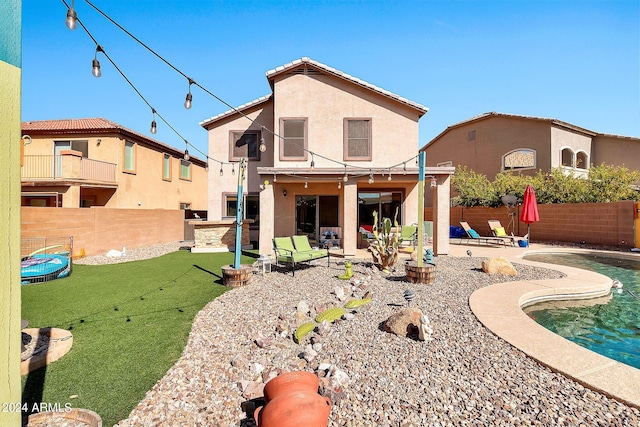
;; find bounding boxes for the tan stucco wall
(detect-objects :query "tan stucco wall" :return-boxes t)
[424,116,553,179]
[592,134,640,171]
[550,126,593,168]
[206,102,274,220]
[0,2,21,423]
[272,73,421,169]
[22,134,207,209]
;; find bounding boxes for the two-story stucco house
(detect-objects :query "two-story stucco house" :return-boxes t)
[21,118,207,210]
[200,57,437,256]
[421,112,640,180]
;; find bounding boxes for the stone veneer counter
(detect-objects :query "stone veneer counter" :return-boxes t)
[191,220,253,253]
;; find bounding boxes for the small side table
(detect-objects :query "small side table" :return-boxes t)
[257,255,272,275]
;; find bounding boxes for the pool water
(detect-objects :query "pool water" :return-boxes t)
[523,253,640,370]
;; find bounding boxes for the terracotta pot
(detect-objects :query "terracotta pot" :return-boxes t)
[255,371,331,427]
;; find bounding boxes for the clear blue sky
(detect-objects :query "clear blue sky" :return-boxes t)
[22,0,639,160]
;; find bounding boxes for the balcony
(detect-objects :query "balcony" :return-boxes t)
[22,153,117,184]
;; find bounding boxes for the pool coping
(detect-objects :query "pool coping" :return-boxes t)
[469,247,640,409]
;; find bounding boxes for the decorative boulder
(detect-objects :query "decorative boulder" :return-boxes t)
[482,256,518,276]
[383,308,423,338]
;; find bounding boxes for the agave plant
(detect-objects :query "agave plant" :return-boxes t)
[367,209,399,272]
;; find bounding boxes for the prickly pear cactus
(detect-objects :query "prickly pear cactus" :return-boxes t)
[344,297,372,309]
[315,307,346,323]
[294,322,317,343]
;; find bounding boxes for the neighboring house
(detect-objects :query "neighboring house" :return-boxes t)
[421,112,640,180]
[21,118,207,210]
[200,57,453,256]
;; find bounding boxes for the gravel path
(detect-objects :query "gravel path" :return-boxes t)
[107,246,640,427]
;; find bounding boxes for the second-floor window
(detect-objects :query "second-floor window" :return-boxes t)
[503,148,536,171]
[179,160,191,180]
[163,153,172,181]
[280,118,307,160]
[230,130,260,161]
[344,118,371,161]
[124,141,136,173]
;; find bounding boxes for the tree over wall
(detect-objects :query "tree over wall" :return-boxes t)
[451,164,640,207]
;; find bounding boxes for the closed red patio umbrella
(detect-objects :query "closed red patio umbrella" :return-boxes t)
[520,184,539,242]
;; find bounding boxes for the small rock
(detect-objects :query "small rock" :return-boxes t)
[254,333,275,348]
[343,312,355,321]
[231,353,249,370]
[241,381,264,400]
[383,308,423,338]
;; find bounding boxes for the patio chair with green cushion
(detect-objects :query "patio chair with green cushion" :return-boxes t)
[399,225,418,246]
[273,237,311,276]
[291,235,330,265]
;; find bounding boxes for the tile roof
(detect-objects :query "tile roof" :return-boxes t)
[21,118,207,165]
[266,57,429,116]
[199,57,428,127]
[421,112,603,151]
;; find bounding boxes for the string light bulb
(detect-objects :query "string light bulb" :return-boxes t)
[205,163,209,172]
[259,126,267,152]
[66,1,78,30]
[403,162,407,175]
[388,170,392,181]
[219,164,224,176]
[150,109,157,134]
[343,165,348,182]
[273,174,277,183]
[430,177,437,188]
[368,171,374,184]
[304,181,308,189]
[184,149,190,161]
[338,181,342,189]
[310,153,315,170]
[92,45,103,78]
[184,78,194,109]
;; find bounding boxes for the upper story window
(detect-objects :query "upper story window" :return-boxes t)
[280,118,307,160]
[576,151,588,169]
[561,148,574,167]
[561,147,589,170]
[230,130,260,161]
[502,148,536,171]
[179,160,191,180]
[344,118,372,161]
[123,140,136,173]
[467,130,476,142]
[162,153,172,181]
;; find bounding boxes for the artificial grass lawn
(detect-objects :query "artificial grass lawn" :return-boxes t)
[21,250,254,426]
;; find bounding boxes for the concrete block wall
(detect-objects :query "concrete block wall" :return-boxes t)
[425,200,636,248]
[21,207,184,257]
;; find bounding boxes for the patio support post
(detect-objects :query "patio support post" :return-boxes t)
[432,174,451,256]
[342,181,357,256]
[259,181,275,255]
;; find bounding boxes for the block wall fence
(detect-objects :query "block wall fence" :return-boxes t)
[425,200,636,248]
[21,207,184,257]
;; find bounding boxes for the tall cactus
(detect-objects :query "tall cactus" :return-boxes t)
[367,208,399,272]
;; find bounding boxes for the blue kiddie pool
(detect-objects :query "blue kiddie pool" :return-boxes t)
[21,251,71,284]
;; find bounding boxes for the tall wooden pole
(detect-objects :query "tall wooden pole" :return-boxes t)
[417,152,425,267]
[233,158,246,269]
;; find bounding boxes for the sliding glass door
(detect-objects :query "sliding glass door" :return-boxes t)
[295,195,339,244]
[358,191,402,229]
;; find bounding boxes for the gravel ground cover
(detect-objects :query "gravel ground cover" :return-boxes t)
[103,245,640,426]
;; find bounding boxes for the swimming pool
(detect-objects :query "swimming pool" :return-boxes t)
[523,252,640,370]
